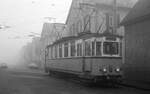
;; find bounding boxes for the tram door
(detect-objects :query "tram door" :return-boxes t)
[82,40,92,72]
[84,59,92,72]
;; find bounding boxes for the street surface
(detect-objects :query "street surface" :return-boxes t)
[0,68,149,94]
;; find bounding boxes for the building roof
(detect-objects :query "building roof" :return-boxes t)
[41,22,66,39]
[41,23,53,38]
[89,0,137,8]
[121,0,150,25]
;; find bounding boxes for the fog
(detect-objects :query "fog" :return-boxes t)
[0,0,71,68]
[0,31,31,66]
[0,0,138,68]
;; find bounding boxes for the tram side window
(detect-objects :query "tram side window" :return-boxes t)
[48,47,51,59]
[50,47,53,59]
[77,43,82,56]
[92,42,95,56]
[120,42,122,56]
[85,41,91,56]
[64,43,69,57]
[49,47,52,59]
[103,42,119,55]
[59,44,62,58]
[52,46,55,59]
[96,42,101,56]
[55,45,57,58]
[45,48,48,59]
[71,41,76,57]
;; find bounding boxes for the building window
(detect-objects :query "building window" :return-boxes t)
[96,42,101,56]
[76,21,79,33]
[64,43,69,57]
[103,42,119,55]
[85,41,91,56]
[73,23,76,33]
[70,41,76,57]
[116,14,120,27]
[59,44,62,58]
[109,15,113,27]
[84,15,91,32]
[69,27,72,34]
[77,43,82,56]
[69,25,73,36]
[77,20,82,33]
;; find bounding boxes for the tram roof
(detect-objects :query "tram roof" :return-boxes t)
[47,32,122,47]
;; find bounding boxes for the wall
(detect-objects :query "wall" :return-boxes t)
[124,19,150,82]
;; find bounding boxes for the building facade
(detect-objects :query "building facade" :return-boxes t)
[65,0,135,36]
[40,23,67,67]
[19,37,41,68]
[121,0,150,88]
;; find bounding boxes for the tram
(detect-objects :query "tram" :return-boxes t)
[44,32,123,82]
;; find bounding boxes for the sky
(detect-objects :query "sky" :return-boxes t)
[0,0,72,64]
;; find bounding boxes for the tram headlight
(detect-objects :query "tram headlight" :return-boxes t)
[103,68,107,72]
[116,68,120,72]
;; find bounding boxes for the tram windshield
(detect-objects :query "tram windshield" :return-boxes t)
[103,42,119,55]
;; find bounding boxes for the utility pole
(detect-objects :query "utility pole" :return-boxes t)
[113,0,117,34]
